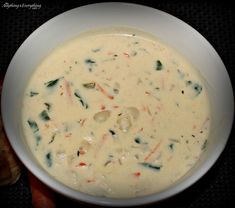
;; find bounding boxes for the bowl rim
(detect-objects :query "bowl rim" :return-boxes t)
[1,2,234,207]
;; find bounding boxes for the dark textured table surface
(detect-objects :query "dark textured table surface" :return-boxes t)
[0,0,234,207]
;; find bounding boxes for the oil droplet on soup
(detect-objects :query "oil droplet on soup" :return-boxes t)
[22,27,210,198]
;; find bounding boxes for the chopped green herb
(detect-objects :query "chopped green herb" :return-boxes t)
[139,162,161,171]
[29,91,39,97]
[85,59,96,72]
[27,119,39,133]
[44,103,51,111]
[82,82,96,89]
[39,110,50,121]
[201,139,208,150]
[155,60,163,71]
[169,138,180,143]
[108,129,116,135]
[168,143,174,150]
[113,88,119,94]
[45,152,52,167]
[35,134,41,146]
[92,48,101,53]
[193,83,202,96]
[134,137,141,144]
[44,78,60,88]
[74,90,88,109]
[85,59,96,64]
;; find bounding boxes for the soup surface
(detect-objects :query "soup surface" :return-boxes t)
[22,28,210,198]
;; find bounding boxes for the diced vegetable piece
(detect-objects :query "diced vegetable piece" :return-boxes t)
[74,90,89,109]
[193,83,202,96]
[39,110,50,121]
[155,60,163,71]
[139,162,161,171]
[93,110,111,122]
[44,78,60,88]
[82,82,96,89]
[44,103,51,111]
[201,139,208,150]
[29,91,39,97]
[45,152,52,167]
[27,119,39,133]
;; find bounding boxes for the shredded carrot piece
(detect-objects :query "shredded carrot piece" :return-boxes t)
[94,133,109,157]
[200,117,210,130]
[64,79,72,103]
[96,83,114,100]
[144,140,162,161]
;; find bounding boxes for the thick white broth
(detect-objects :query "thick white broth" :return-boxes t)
[22,28,210,198]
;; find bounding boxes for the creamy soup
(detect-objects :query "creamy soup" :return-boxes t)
[22,27,210,198]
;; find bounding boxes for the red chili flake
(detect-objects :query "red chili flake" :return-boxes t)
[133,172,141,177]
[79,162,87,166]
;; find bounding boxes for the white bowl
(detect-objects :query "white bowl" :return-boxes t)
[1,2,234,207]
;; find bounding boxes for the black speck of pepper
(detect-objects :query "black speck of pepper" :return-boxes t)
[181,90,184,94]
[192,134,195,138]
[185,80,192,86]
[109,129,116,136]
[77,150,80,157]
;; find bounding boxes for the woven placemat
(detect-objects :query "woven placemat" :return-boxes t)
[0,1,234,207]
